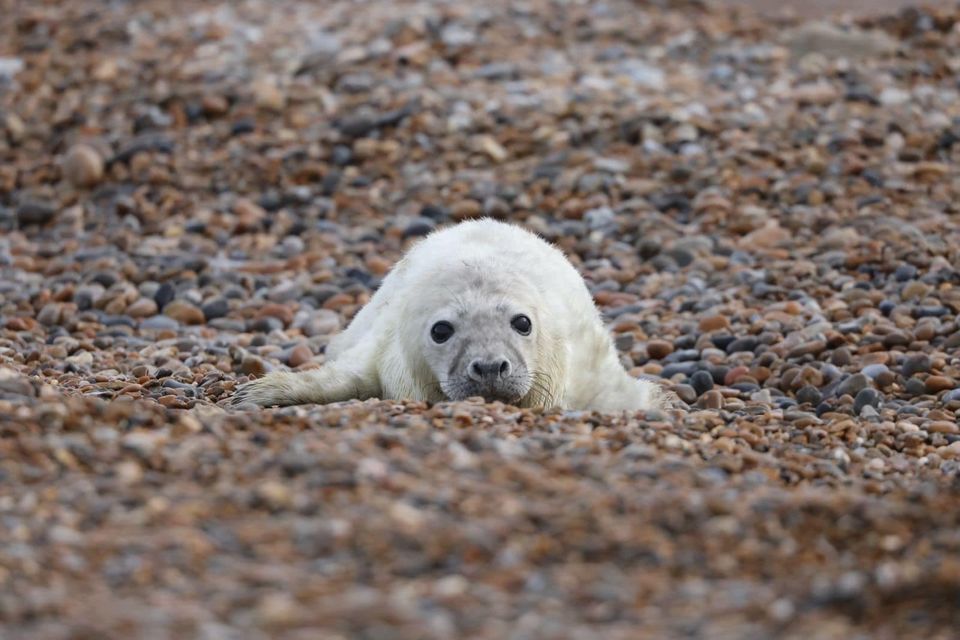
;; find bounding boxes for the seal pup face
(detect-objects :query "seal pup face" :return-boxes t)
[418,279,542,405]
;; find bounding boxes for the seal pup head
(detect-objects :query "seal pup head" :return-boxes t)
[409,265,554,406]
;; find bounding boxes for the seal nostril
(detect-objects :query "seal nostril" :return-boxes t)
[470,359,510,381]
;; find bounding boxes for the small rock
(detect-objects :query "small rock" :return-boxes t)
[905,378,928,397]
[154,283,176,309]
[17,201,57,226]
[831,347,852,366]
[164,300,205,325]
[853,388,882,415]
[451,200,482,220]
[724,366,750,386]
[928,421,959,435]
[690,370,714,396]
[296,309,341,337]
[902,354,932,377]
[66,350,93,368]
[796,385,822,406]
[836,373,870,398]
[0,57,24,81]
[789,340,826,359]
[201,298,230,321]
[783,22,897,60]
[126,297,158,318]
[141,315,179,331]
[255,480,292,510]
[646,340,673,360]
[240,355,267,376]
[37,303,64,326]
[673,384,696,404]
[925,376,955,394]
[403,217,436,238]
[861,364,890,381]
[253,79,286,111]
[698,315,729,332]
[476,135,508,162]
[62,144,104,187]
[287,344,313,368]
[701,390,724,410]
[741,220,789,249]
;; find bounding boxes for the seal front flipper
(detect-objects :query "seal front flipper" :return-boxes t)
[231,343,380,407]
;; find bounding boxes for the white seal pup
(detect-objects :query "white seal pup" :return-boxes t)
[231,219,670,412]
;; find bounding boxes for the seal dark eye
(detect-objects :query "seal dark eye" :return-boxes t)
[511,314,532,336]
[430,321,455,344]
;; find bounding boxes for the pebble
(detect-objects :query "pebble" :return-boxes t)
[796,385,822,406]
[163,300,205,325]
[700,390,724,409]
[61,144,104,187]
[853,388,882,415]
[646,340,673,360]
[673,384,697,404]
[240,355,268,376]
[836,374,870,399]
[17,201,57,226]
[140,315,179,331]
[126,298,158,318]
[698,315,729,332]
[690,370,714,396]
[451,200,482,220]
[253,79,286,111]
[154,283,176,310]
[201,298,230,321]
[925,376,955,394]
[287,344,313,368]
[902,354,932,377]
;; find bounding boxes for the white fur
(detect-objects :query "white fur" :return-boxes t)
[232,219,671,412]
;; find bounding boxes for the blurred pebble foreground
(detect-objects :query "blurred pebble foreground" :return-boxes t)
[1,1,959,638]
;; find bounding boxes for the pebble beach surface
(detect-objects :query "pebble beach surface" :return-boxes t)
[2,1,959,638]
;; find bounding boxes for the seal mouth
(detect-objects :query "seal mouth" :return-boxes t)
[441,377,530,405]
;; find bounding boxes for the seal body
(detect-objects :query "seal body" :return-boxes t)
[232,219,669,412]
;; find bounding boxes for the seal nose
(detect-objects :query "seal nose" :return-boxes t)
[469,358,511,382]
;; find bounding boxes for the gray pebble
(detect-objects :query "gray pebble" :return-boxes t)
[836,373,870,398]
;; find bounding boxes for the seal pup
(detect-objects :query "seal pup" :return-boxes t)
[232,219,670,412]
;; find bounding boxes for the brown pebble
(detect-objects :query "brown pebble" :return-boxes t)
[451,200,483,220]
[202,94,229,117]
[322,293,354,310]
[725,366,750,386]
[240,355,267,376]
[925,376,955,394]
[164,300,205,325]
[698,315,729,332]
[234,198,267,230]
[62,144,104,187]
[701,390,724,409]
[928,421,959,434]
[287,344,313,368]
[127,297,158,318]
[831,347,852,366]
[256,303,294,326]
[253,79,286,111]
[646,340,673,360]
[366,255,392,276]
[788,340,826,358]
